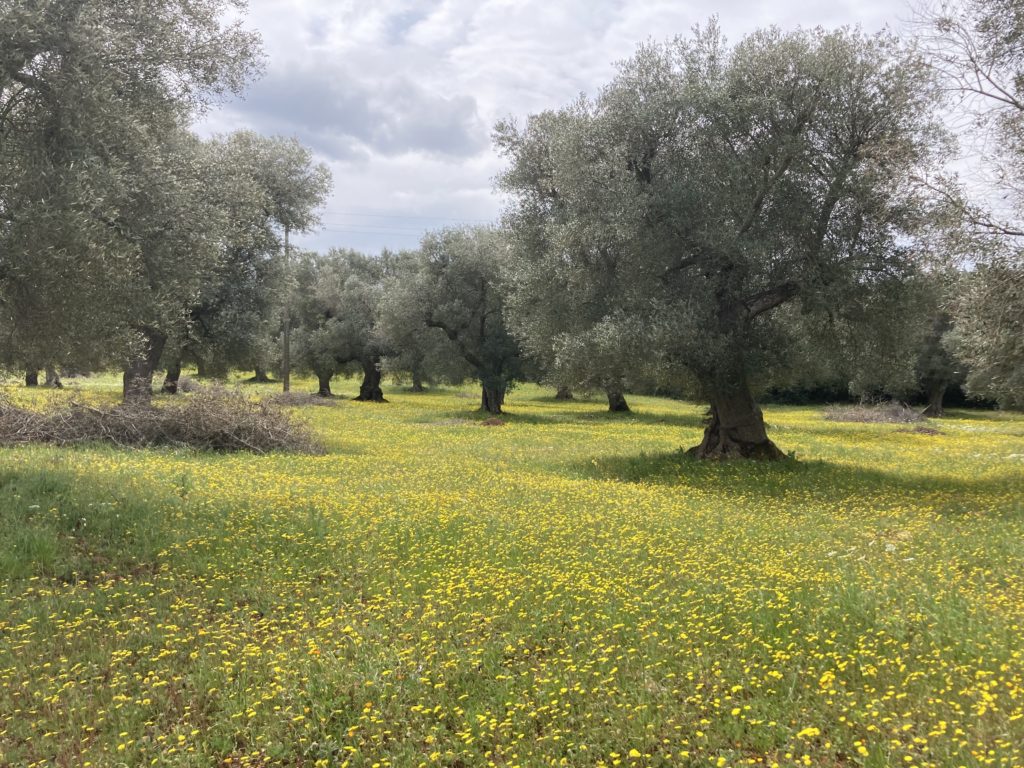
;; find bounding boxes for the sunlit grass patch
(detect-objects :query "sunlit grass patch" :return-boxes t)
[1,376,1022,767]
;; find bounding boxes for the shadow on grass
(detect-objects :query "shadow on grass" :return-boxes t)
[570,448,1023,515]
[414,405,706,430]
[0,460,175,582]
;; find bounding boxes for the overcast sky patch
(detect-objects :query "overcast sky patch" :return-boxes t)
[197,0,903,253]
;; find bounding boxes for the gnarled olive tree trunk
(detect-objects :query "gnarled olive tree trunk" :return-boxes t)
[555,385,573,400]
[45,366,63,388]
[923,381,947,418]
[252,366,272,383]
[355,358,386,402]
[480,382,506,415]
[411,367,425,393]
[25,370,39,387]
[689,379,784,460]
[316,371,333,397]
[606,388,630,412]
[162,360,182,394]
[123,329,167,404]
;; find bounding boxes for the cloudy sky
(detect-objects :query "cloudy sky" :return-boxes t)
[197,0,909,254]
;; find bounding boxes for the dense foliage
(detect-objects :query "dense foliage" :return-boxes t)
[498,26,948,456]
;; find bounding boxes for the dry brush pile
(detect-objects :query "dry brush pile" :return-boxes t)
[823,402,928,423]
[0,385,321,454]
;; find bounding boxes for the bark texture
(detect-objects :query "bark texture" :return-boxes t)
[923,381,947,418]
[688,385,784,460]
[480,383,506,415]
[317,372,333,397]
[354,358,386,402]
[25,370,39,387]
[411,368,425,392]
[123,330,167,404]
[252,366,271,383]
[555,385,574,400]
[606,388,630,412]
[161,361,182,394]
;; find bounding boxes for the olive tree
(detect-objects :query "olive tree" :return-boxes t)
[498,24,946,458]
[235,134,333,393]
[119,132,240,401]
[382,227,524,415]
[377,250,472,392]
[945,257,1024,408]
[159,132,328,391]
[919,0,1024,238]
[918,0,1024,409]
[0,0,262,400]
[291,250,389,400]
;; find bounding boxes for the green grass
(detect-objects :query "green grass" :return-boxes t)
[1,374,1022,767]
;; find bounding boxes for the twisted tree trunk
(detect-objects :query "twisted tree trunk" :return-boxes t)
[317,371,333,397]
[480,382,506,415]
[606,388,630,412]
[688,380,784,460]
[411,367,425,393]
[555,385,573,400]
[123,329,167,404]
[355,358,386,402]
[923,381,947,418]
[25,370,39,387]
[252,366,271,383]
[162,360,182,394]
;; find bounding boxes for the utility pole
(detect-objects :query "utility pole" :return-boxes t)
[282,224,291,393]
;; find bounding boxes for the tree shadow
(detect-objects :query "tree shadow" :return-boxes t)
[571,409,707,430]
[416,405,707,430]
[0,460,174,582]
[568,448,1022,516]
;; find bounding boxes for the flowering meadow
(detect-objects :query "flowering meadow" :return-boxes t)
[1,378,1022,768]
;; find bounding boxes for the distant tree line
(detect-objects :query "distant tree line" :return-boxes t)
[1,0,1022,460]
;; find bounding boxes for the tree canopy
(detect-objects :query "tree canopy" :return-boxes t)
[498,24,948,456]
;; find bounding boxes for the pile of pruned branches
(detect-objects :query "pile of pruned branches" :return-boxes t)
[265,391,343,407]
[823,403,927,424]
[0,386,322,454]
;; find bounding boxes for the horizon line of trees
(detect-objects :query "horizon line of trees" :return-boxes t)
[2,1,1023,460]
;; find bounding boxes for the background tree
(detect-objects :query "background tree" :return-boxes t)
[245,134,333,393]
[914,273,966,417]
[945,256,1024,408]
[377,251,472,392]
[497,109,640,413]
[117,132,240,402]
[919,0,1024,411]
[919,0,1024,237]
[383,227,524,414]
[291,250,389,400]
[820,275,958,411]
[498,24,946,457]
[159,132,324,392]
[0,0,263,400]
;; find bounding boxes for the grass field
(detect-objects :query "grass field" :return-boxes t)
[1,376,1023,768]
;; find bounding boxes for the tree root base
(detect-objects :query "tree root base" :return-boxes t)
[686,435,786,461]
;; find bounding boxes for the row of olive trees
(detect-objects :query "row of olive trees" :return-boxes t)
[282,17,1021,462]
[0,0,330,402]
[2,3,1020,460]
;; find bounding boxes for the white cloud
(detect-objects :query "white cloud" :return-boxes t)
[198,0,907,253]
